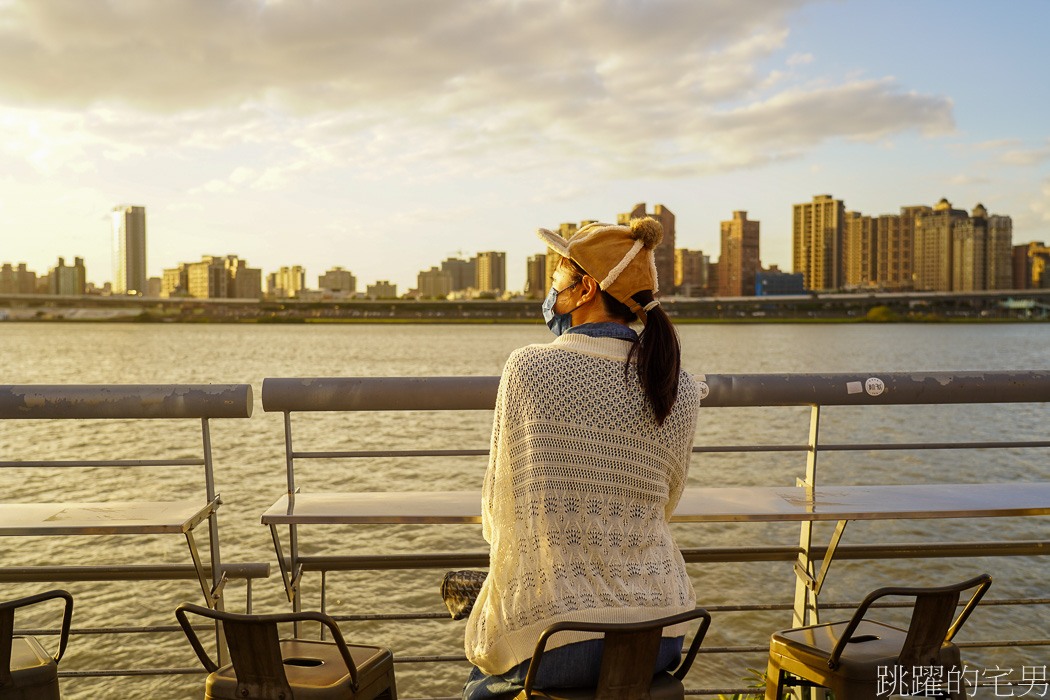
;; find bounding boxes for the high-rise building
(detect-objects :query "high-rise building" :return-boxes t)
[147,277,162,298]
[618,204,675,294]
[793,195,845,291]
[844,212,876,288]
[112,205,147,295]
[1014,241,1050,289]
[226,256,263,299]
[952,205,989,292]
[441,257,475,292]
[267,266,306,298]
[718,211,760,297]
[674,249,707,297]
[0,263,38,294]
[188,256,228,299]
[914,199,969,291]
[417,267,453,298]
[987,214,1013,290]
[161,264,190,297]
[475,251,506,294]
[524,254,546,298]
[48,257,86,296]
[318,267,356,294]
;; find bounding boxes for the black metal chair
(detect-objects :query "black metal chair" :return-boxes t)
[515,608,712,700]
[0,589,73,700]
[765,573,992,700]
[176,603,396,700]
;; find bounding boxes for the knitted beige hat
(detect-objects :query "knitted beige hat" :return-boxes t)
[537,217,663,318]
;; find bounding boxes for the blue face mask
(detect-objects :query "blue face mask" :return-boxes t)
[541,281,578,336]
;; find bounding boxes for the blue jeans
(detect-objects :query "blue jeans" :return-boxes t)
[462,636,684,700]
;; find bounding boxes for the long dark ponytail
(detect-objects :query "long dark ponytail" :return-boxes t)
[625,290,681,425]
[562,258,681,424]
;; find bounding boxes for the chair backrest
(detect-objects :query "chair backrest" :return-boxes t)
[828,573,992,670]
[522,608,712,700]
[175,603,361,700]
[0,590,74,685]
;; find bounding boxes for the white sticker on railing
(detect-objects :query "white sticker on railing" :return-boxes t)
[865,377,885,396]
[696,381,710,400]
[846,381,862,394]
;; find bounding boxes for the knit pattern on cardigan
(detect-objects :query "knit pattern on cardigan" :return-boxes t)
[464,333,700,675]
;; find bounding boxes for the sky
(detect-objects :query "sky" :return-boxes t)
[1,0,1048,293]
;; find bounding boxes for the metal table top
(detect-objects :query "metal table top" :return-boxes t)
[260,483,1050,525]
[0,500,217,536]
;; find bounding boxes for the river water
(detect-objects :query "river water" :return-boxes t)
[1,321,1049,698]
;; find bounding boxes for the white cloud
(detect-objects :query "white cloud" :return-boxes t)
[948,174,991,186]
[0,0,957,183]
[999,140,1050,167]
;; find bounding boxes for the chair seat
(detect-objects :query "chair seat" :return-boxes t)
[206,639,393,700]
[770,619,958,681]
[3,636,61,700]
[513,671,684,700]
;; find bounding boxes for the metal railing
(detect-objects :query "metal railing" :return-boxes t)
[0,383,265,682]
[262,371,1050,697]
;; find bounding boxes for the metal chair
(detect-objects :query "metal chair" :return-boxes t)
[0,589,73,700]
[514,607,712,700]
[176,603,396,700]
[765,573,992,700]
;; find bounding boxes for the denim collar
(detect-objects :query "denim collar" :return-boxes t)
[565,321,638,341]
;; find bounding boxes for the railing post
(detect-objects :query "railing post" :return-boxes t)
[202,417,229,666]
[284,411,302,635]
[792,405,821,629]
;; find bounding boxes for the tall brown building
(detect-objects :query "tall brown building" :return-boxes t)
[0,263,37,294]
[844,212,876,288]
[914,199,968,291]
[987,215,1013,290]
[718,211,760,296]
[674,249,708,297]
[793,194,845,291]
[524,254,546,298]
[618,203,675,295]
[475,251,506,294]
[1012,241,1050,289]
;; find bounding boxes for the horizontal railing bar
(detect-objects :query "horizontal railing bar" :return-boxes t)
[0,384,253,419]
[262,372,1050,412]
[0,562,269,583]
[817,441,1050,451]
[296,540,1050,571]
[21,624,221,636]
[0,459,205,468]
[330,597,1050,623]
[291,441,1050,461]
[59,668,206,678]
[294,449,489,459]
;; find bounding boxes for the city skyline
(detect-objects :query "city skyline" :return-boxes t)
[0,1,1047,293]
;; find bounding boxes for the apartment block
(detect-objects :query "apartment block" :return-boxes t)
[674,249,708,297]
[267,266,306,298]
[475,251,506,294]
[718,211,760,297]
[844,212,876,288]
[441,257,476,292]
[914,199,968,291]
[318,267,356,294]
[418,266,453,298]
[48,257,86,296]
[0,263,38,294]
[524,254,546,299]
[366,280,397,299]
[793,195,845,291]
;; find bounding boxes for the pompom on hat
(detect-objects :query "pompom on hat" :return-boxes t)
[537,217,663,320]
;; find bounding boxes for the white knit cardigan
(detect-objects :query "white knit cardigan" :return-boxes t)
[464,333,700,675]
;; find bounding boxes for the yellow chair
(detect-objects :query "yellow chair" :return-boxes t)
[515,608,712,700]
[0,590,73,700]
[765,574,992,700]
[176,603,396,700]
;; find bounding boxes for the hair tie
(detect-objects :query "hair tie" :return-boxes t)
[643,300,660,312]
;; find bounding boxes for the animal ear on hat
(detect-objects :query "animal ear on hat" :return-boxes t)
[630,217,662,250]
